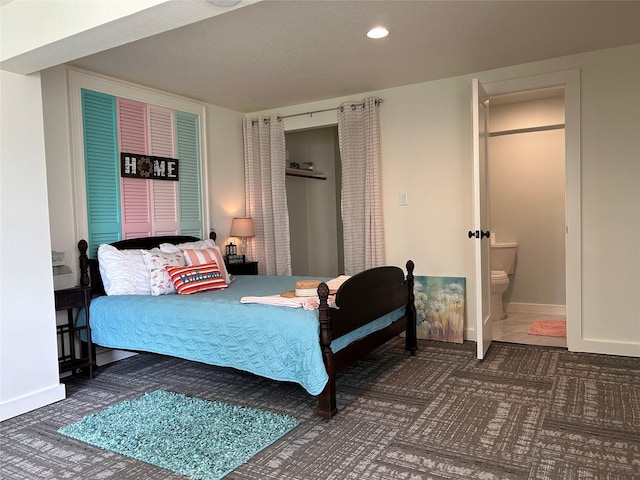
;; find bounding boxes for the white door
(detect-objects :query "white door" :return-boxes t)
[472,78,492,359]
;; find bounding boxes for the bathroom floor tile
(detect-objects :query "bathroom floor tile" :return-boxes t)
[492,312,567,348]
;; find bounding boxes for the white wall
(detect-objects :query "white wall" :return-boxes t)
[287,176,310,275]
[42,67,77,278]
[253,44,640,357]
[202,99,246,244]
[577,45,639,352]
[0,70,65,421]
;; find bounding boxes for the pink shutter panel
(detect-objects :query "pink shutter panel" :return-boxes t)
[149,106,178,235]
[118,99,152,239]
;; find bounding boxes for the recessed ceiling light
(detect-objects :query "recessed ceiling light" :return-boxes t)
[367,26,389,39]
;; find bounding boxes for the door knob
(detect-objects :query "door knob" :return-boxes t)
[468,230,490,239]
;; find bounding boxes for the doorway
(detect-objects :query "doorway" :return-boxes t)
[473,69,582,358]
[488,88,567,348]
[285,126,343,277]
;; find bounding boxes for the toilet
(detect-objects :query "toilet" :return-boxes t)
[490,234,518,321]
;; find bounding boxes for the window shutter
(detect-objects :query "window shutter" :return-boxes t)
[175,111,203,238]
[118,98,152,239]
[82,89,121,257]
[149,106,178,236]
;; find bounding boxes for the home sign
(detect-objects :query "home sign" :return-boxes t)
[120,152,179,181]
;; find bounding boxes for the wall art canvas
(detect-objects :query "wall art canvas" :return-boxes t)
[414,276,465,343]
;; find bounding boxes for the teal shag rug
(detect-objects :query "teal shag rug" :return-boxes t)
[58,390,299,480]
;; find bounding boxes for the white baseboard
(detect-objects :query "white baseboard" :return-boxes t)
[0,383,66,422]
[506,302,566,316]
[464,326,477,342]
[96,348,137,367]
[569,337,640,358]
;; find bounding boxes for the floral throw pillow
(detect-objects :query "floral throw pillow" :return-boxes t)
[142,249,185,296]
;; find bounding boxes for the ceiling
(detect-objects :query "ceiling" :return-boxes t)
[67,0,640,113]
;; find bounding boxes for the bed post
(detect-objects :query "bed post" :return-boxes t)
[78,239,90,287]
[317,282,337,419]
[405,260,418,354]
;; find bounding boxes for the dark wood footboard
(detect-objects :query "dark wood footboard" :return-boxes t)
[317,260,417,419]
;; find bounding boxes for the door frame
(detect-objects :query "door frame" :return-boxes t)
[481,69,582,352]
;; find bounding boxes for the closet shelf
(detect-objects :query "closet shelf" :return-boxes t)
[285,168,326,180]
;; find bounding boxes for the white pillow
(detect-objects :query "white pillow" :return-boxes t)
[98,244,128,295]
[142,249,185,296]
[97,244,151,295]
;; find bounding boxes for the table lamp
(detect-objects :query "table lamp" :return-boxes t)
[230,217,255,258]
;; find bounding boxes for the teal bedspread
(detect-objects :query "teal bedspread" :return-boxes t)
[89,275,404,395]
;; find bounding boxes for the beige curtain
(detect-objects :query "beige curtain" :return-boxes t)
[242,116,291,275]
[338,97,385,275]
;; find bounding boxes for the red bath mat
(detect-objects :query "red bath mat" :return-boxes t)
[527,320,566,337]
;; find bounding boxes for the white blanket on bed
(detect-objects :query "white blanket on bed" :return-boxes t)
[240,275,350,310]
[239,294,324,310]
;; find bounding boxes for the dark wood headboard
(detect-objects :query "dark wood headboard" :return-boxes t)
[79,233,215,297]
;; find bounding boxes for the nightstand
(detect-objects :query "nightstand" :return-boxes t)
[55,286,95,378]
[225,261,258,275]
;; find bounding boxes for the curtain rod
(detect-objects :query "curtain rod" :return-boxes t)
[489,123,565,137]
[278,98,383,120]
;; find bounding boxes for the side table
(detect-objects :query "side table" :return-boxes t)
[225,261,258,275]
[54,285,95,378]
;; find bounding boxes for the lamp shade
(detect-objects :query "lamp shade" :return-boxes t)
[230,217,255,238]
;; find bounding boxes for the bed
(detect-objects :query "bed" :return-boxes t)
[77,235,417,418]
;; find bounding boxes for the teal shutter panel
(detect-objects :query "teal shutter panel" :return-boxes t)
[175,111,203,238]
[82,89,121,257]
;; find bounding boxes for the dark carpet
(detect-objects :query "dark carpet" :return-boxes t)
[1,338,639,479]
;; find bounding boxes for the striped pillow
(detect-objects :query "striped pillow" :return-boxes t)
[181,247,231,284]
[165,264,228,295]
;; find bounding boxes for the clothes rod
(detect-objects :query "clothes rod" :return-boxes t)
[278,99,383,120]
[489,123,565,137]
